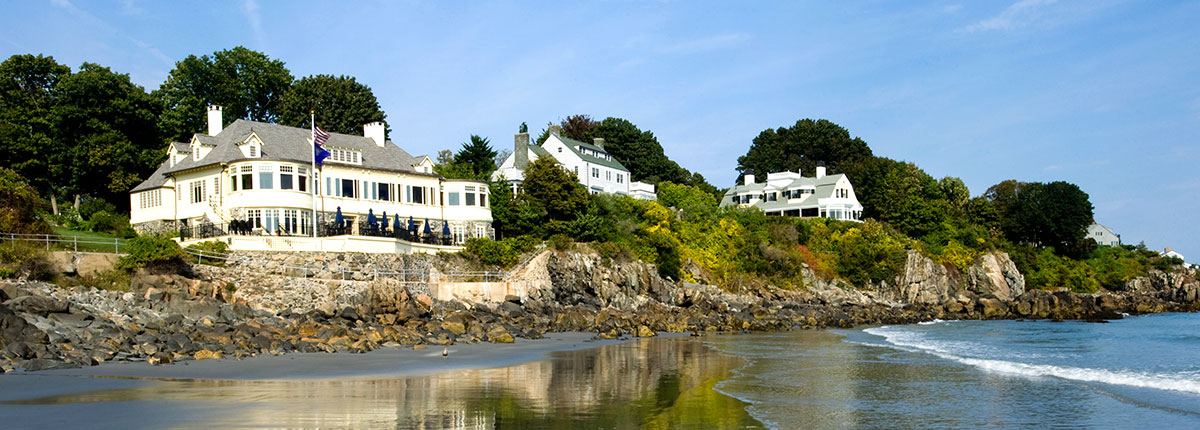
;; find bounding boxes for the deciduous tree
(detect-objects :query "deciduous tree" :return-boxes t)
[156,46,292,142]
[277,74,386,136]
[736,118,873,182]
[0,54,70,198]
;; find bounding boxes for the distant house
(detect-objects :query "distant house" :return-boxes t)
[1087,222,1121,247]
[493,125,656,198]
[1163,248,1190,268]
[129,105,493,249]
[719,164,863,222]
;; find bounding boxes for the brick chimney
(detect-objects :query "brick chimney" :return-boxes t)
[514,132,529,170]
[207,105,222,136]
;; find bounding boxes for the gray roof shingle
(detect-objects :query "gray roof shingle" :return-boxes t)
[131,119,427,192]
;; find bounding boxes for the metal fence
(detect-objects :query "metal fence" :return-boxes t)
[2,232,128,253]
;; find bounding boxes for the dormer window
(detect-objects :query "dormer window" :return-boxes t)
[327,148,361,165]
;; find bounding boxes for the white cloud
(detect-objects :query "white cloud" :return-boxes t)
[964,0,1058,32]
[243,0,267,50]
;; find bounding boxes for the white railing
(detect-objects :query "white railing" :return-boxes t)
[1,232,127,253]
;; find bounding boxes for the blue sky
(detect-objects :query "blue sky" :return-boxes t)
[4,0,1198,261]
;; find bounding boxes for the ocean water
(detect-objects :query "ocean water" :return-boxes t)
[3,314,1198,428]
[706,312,1200,429]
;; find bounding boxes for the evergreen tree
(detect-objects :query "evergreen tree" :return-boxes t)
[277,74,387,137]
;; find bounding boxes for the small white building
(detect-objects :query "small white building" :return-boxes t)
[129,105,493,250]
[1163,248,1190,268]
[493,125,655,198]
[1087,222,1121,247]
[719,164,864,222]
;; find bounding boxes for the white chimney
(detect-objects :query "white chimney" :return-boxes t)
[815,162,826,179]
[743,169,755,185]
[364,121,386,147]
[593,137,605,149]
[206,105,222,136]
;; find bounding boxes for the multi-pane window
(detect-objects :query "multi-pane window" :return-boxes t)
[592,168,599,178]
[138,189,162,209]
[240,165,254,190]
[191,180,206,203]
[606,171,611,181]
[298,167,308,192]
[328,148,361,164]
[617,174,623,183]
[279,165,294,190]
[258,165,274,190]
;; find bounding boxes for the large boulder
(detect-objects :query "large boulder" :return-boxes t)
[966,253,1025,301]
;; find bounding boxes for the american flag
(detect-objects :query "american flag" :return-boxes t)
[313,125,330,146]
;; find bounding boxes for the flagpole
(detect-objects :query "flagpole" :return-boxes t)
[311,110,318,238]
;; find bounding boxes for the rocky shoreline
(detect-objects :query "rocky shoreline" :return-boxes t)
[1,249,1197,372]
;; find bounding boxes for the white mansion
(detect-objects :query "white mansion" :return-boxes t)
[720,164,864,222]
[493,125,656,200]
[129,106,493,249]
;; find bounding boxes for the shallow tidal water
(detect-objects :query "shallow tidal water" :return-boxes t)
[2,313,1198,429]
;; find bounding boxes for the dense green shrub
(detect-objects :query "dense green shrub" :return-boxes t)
[0,168,52,234]
[549,234,574,251]
[118,235,184,270]
[84,210,136,238]
[464,235,541,268]
[185,240,230,266]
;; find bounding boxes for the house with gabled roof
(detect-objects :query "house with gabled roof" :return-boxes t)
[129,105,493,252]
[492,125,655,198]
[1087,222,1121,247]
[719,164,864,222]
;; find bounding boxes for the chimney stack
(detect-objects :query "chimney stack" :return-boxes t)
[815,161,826,179]
[207,105,222,136]
[364,121,386,147]
[514,132,529,170]
[1166,247,1173,253]
[593,137,605,149]
[743,168,755,185]
[549,125,562,137]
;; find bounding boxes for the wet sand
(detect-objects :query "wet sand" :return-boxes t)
[0,333,762,428]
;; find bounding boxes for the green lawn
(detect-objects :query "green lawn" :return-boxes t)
[49,227,127,253]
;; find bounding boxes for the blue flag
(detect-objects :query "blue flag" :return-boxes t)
[315,142,331,167]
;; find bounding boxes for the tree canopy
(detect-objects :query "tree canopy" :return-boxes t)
[521,155,588,223]
[53,63,163,206]
[991,180,1094,256]
[737,118,873,182]
[0,54,71,196]
[155,46,292,142]
[277,74,387,137]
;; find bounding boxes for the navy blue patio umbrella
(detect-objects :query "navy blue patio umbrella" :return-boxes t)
[423,219,432,235]
[334,207,344,226]
[367,209,377,226]
[381,211,388,227]
[408,216,415,232]
[442,221,450,236]
[393,214,401,231]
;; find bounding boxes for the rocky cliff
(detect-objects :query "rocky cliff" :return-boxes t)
[1,247,1197,372]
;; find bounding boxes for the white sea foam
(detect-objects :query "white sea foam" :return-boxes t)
[866,326,1200,395]
[917,319,945,325]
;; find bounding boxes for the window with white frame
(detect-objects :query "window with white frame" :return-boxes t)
[191,180,206,204]
[592,167,599,178]
[327,148,362,165]
[138,189,162,209]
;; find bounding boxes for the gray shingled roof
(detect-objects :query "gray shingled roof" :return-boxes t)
[721,173,850,209]
[131,119,427,192]
[555,136,629,172]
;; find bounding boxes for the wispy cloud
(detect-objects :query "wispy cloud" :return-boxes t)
[121,0,143,15]
[49,0,172,66]
[964,0,1058,32]
[656,33,750,54]
[243,0,268,50]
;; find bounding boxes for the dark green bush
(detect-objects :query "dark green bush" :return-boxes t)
[118,235,184,271]
[549,234,574,251]
[464,235,542,268]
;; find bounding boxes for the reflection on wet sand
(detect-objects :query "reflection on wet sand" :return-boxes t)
[4,336,764,429]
